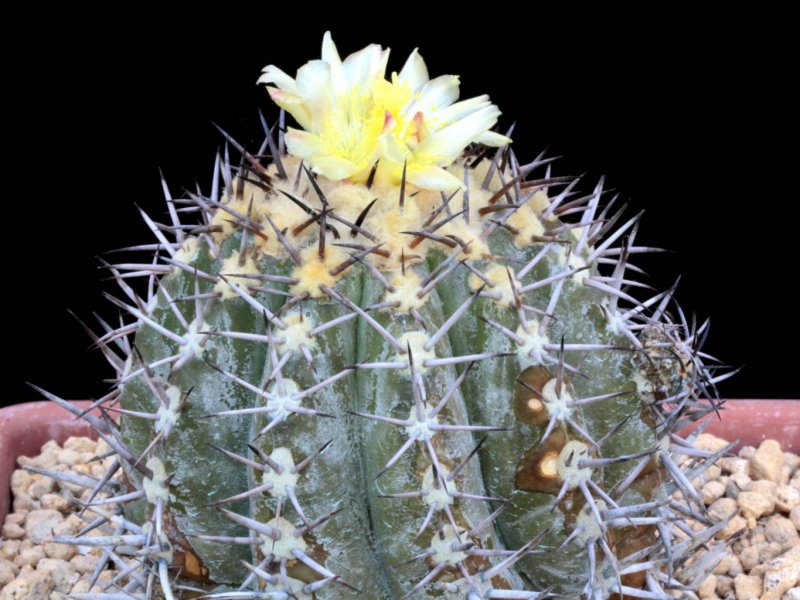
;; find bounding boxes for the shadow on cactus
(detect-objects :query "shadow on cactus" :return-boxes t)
[33,31,736,599]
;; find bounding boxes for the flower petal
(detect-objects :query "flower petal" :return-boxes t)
[416,104,501,164]
[437,95,491,123]
[397,48,429,91]
[321,31,347,95]
[407,164,465,191]
[257,65,299,95]
[379,133,411,164]
[296,60,331,98]
[321,31,342,66]
[404,74,460,117]
[477,130,513,147]
[342,43,389,89]
[265,88,312,131]
[309,155,361,180]
[285,128,331,158]
[296,60,331,124]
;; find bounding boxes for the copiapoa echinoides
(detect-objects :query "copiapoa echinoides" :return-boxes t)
[28,31,736,600]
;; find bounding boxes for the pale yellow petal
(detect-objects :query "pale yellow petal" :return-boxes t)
[407,164,465,191]
[397,48,429,91]
[321,31,347,94]
[321,31,342,66]
[296,59,331,98]
[372,157,396,185]
[265,88,312,130]
[477,130,512,147]
[295,60,331,124]
[342,43,389,89]
[417,105,501,163]
[378,48,390,83]
[437,95,491,123]
[285,128,330,158]
[309,155,361,180]
[348,160,383,184]
[379,133,411,164]
[257,65,299,95]
[265,86,302,105]
[405,74,460,117]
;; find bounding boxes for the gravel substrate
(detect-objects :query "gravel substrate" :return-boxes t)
[690,434,800,600]
[0,437,121,599]
[1,435,799,599]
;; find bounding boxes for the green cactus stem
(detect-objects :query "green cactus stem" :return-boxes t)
[33,32,732,600]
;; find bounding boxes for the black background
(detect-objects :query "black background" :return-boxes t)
[7,11,795,404]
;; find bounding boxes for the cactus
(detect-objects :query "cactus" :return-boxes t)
[34,32,734,599]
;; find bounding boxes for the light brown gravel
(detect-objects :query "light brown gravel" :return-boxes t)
[0,437,120,600]
[693,435,800,600]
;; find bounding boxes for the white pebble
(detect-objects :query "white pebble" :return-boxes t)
[23,510,62,544]
[781,586,800,600]
[777,485,800,513]
[763,545,800,600]
[36,559,77,593]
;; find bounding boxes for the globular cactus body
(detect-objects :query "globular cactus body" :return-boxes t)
[38,33,732,600]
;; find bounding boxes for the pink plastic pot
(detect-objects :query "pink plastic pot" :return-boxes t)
[1,399,797,525]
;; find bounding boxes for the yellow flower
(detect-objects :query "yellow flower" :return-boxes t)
[258,32,511,191]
